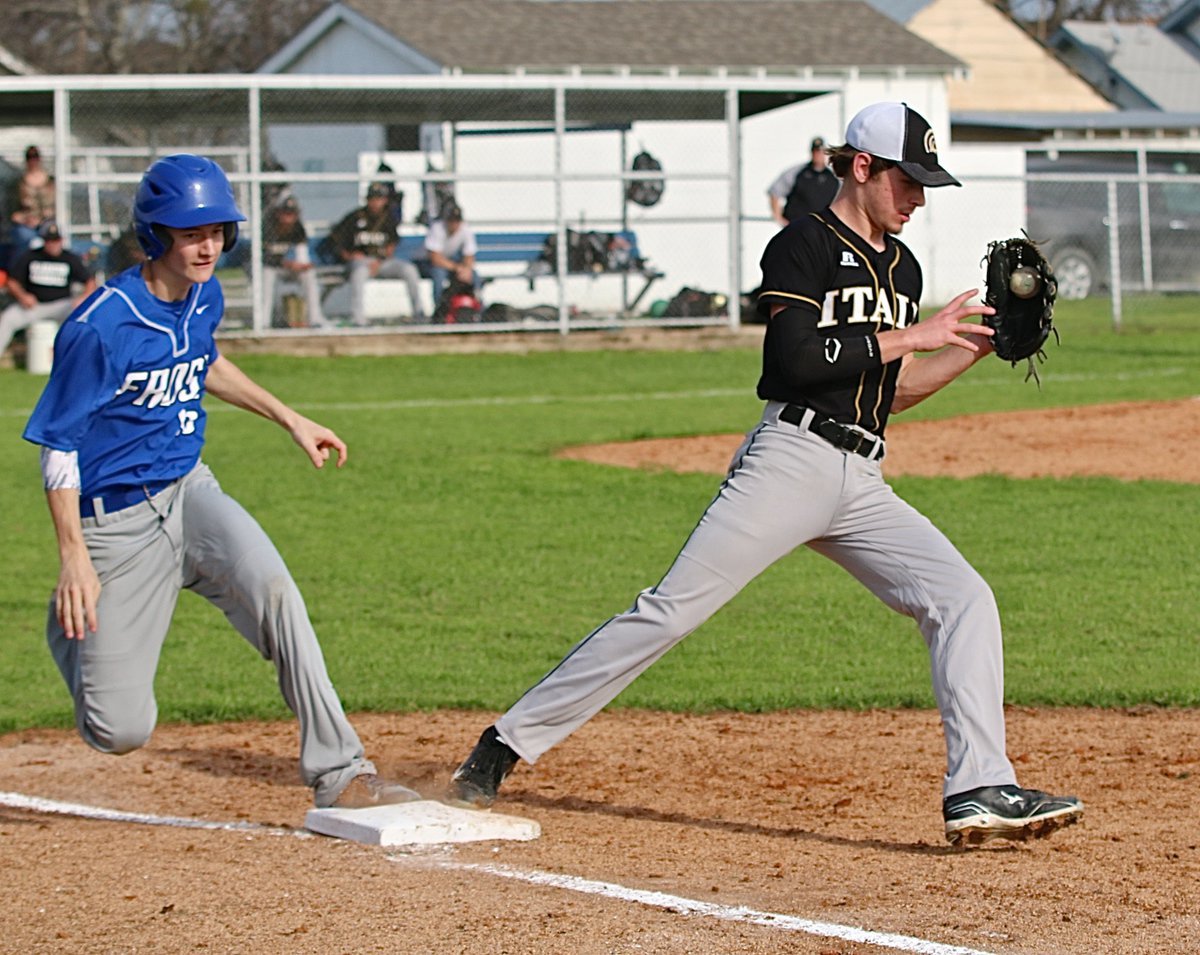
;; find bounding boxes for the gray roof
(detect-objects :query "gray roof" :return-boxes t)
[1057,20,1200,112]
[952,109,1200,133]
[339,0,964,72]
[0,41,35,76]
[1160,0,1200,34]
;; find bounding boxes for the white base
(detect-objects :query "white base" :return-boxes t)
[305,800,540,847]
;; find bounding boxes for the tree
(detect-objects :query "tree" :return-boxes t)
[998,0,1176,42]
[5,0,330,74]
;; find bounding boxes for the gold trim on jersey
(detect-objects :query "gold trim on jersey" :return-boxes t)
[816,214,888,430]
[758,290,823,312]
[867,246,904,429]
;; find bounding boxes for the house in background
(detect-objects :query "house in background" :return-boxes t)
[1049,11,1200,111]
[861,0,1121,296]
[865,0,1114,117]
[0,41,34,77]
[257,0,972,306]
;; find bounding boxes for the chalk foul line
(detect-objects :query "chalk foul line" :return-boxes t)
[0,790,299,836]
[413,860,997,955]
[0,790,995,955]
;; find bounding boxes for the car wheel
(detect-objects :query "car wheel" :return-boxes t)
[1052,246,1097,300]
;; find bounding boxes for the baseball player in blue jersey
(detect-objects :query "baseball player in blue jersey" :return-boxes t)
[450,103,1083,847]
[23,154,417,810]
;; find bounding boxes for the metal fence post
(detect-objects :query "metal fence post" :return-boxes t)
[1106,179,1122,332]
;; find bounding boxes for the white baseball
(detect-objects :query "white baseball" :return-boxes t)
[1009,266,1041,299]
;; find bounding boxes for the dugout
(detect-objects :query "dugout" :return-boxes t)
[0,72,956,335]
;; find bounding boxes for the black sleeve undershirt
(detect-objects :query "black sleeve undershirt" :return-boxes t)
[763,305,883,389]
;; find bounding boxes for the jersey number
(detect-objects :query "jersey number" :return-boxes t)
[178,409,199,435]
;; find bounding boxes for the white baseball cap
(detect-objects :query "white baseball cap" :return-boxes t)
[845,102,960,188]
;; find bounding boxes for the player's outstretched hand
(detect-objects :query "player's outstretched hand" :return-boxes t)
[290,415,348,469]
[908,289,996,354]
[56,549,101,639]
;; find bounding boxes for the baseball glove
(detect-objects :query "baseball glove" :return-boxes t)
[982,235,1058,383]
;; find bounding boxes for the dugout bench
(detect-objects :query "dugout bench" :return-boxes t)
[309,229,664,322]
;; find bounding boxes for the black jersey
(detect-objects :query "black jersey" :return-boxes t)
[781,163,838,222]
[263,216,309,268]
[9,247,92,304]
[755,210,922,437]
[328,206,400,260]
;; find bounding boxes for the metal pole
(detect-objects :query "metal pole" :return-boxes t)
[53,88,70,245]
[1107,179,1122,332]
[248,86,265,334]
[555,86,568,336]
[1136,147,1152,292]
[726,86,742,330]
[620,127,629,313]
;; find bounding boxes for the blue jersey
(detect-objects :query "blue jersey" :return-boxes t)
[23,266,224,496]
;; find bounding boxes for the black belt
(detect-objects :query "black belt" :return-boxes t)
[779,404,884,460]
[80,479,177,519]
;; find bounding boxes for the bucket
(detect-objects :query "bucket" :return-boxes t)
[27,320,58,375]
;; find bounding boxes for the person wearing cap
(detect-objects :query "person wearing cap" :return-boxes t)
[0,220,96,361]
[419,203,479,308]
[8,145,57,252]
[766,135,839,227]
[326,182,425,325]
[447,101,1084,850]
[261,194,328,328]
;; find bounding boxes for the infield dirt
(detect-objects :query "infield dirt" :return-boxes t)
[1,398,1197,955]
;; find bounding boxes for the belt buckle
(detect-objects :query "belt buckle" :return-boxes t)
[843,430,866,455]
[817,419,857,453]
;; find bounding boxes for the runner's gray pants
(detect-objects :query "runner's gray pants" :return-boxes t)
[497,402,1018,798]
[46,462,374,806]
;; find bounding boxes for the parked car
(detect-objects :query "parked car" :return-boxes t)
[1026,150,1200,299]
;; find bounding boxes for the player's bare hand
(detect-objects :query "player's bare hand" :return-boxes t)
[55,551,100,639]
[291,416,348,469]
[907,289,995,353]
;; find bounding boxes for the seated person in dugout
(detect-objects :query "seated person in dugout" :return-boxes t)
[326,183,425,325]
[0,220,97,360]
[261,194,328,328]
[419,203,479,304]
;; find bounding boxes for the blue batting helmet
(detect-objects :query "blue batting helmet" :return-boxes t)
[133,154,246,260]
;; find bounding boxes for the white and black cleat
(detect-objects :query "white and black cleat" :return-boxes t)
[943,784,1083,847]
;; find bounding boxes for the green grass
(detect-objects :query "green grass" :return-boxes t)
[0,299,1196,731]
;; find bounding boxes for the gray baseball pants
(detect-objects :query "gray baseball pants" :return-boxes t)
[496,401,1018,798]
[347,258,424,325]
[47,462,373,806]
[0,298,74,357]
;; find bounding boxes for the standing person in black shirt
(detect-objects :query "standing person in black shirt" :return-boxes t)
[448,102,1084,849]
[767,135,839,227]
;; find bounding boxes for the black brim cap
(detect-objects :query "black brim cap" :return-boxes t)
[845,102,961,188]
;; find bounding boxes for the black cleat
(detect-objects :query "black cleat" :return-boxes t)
[943,784,1083,847]
[448,726,520,809]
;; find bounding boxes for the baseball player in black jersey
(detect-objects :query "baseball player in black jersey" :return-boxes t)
[450,102,1083,846]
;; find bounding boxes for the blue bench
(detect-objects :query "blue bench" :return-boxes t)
[310,229,664,313]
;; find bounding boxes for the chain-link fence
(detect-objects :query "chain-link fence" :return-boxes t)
[5,76,1198,337]
[951,145,1200,331]
[3,76,770,336]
